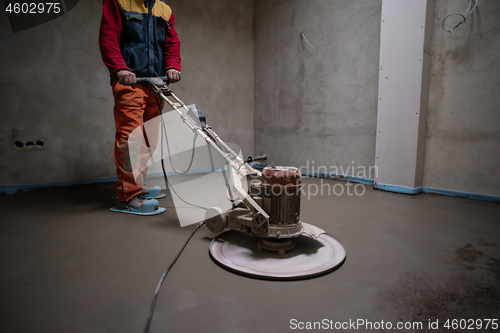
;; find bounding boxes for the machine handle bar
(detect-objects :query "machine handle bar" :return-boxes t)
[246,154,268,163]
[136,76,169,86]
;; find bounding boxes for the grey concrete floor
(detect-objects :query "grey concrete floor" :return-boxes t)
[1,177,499,333]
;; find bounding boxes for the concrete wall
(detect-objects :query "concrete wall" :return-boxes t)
[0,0,112,186]
[166,0,254,158]
[423,0,500,195]
[0,0,254,186]
[2,0,498,197]
[254,0,381,175]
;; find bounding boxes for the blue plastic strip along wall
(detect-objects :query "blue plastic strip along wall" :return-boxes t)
[1,165,499,203]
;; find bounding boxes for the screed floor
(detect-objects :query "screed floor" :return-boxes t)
[1,177,499,333]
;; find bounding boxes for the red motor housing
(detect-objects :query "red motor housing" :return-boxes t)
[257,166,303,237]
[261,166,302,189]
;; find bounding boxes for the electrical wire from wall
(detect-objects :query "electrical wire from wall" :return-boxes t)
[442,0,478,33]
[300,32,314,49]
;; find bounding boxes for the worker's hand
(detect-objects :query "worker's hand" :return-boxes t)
[166,69,181,84]
[116,70,136,88]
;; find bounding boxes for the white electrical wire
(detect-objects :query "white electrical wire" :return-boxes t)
[143,222,203,333]
[300,32,314,49]
[442,0,478,33]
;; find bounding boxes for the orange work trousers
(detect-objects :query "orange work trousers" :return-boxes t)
[112,79,163,202]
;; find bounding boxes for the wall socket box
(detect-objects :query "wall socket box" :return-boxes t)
[15,140,44,149]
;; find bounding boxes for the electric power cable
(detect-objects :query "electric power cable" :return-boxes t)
[142,222,204,333]
[442,0,478,33]
[154,95,208,211]
[142,95,208,333]
[300,32,314,49]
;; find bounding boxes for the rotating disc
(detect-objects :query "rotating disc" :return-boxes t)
[209,224,346,280]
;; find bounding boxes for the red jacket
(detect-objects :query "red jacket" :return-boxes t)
[99,0,181,78]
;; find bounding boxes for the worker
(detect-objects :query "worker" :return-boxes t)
[99,0,181,213]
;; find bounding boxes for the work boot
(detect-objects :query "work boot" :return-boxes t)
[142,186,152,195]
[120,193,148,210]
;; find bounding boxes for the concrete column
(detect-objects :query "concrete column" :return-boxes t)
[374,0,434,193]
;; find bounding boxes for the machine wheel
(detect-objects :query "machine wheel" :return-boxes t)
[205,207,227,233]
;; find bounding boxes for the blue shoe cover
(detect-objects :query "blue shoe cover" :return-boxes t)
[110,198,166,216]
[145,186,167,199]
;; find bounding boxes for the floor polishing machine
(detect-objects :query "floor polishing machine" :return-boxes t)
[137,76,346,280]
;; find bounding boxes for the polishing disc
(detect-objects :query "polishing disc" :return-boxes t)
[209,225,346,280]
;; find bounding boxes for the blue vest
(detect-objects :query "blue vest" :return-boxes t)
[117,0,172,77]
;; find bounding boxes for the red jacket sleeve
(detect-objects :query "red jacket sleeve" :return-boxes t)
[165,13,181,72]
[99,0,129,78]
